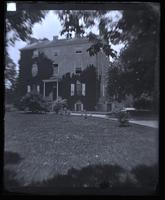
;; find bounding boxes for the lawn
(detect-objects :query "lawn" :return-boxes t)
[4,112,158,188]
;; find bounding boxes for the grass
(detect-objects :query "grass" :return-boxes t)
[4,112,158,190]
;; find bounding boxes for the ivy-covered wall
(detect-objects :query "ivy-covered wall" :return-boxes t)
[59,65,100,111]
[16,48,103,111]
[15,50,53,99]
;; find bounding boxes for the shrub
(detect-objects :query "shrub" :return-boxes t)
[117,110,129,127]
[18,92,48,113]
[133,93,153,110]
[52,97,67,114]
[131,164,158,188]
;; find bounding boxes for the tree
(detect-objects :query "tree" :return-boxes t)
[56,10,118,58]
[5,9,48,97]
[56,4,159,110]
[6,10,48,46]
[114,3,159,110]
[5,55,17,89]
[107,62,124,102]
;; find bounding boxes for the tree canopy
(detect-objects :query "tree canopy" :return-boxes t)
[55,10,118,58]
[5,55,17,89]
[5,9,48,90]
[111,4,159,102]
[56,4,159,110]
[6,10,48,46]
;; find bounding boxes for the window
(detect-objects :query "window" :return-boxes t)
[27,85,31,93]
[75,67,82,75]
[76,50,82,54]
[75,47,82,54]
[103,84,105,97]
[71,84,75,96]
[52,63,58,76]
[76,80,82,96]
[32,50,39,58]
[37,85,40,93]
[82,83,86,96]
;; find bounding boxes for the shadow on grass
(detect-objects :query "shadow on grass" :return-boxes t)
[4,151,23,165]
[4,163,159,195]
[18,111,47,114]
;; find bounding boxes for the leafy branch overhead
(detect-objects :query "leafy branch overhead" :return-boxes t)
[6,10,48,46]
[55,4,159,109]
[55,10,121,58]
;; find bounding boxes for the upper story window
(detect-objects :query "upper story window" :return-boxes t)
[76,80,82,96]
[76,50,82,54]
[70,82,86,96]
[32,50,39,58]
[52,63,58,76]
[54,52,58,56]
[75,67,82,75]
[75,47,83,54]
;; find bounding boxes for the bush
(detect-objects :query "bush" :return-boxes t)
[134,93,153,110]
[52,97,67,114]
[117,110,129,127]
[131,164,158,188]
[18,92,48,113]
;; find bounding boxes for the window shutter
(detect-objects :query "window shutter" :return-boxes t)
[37,85,40,93]
[27,85,31,93]
[71,84,75,96]
[103,84,105,97]
[82,83,86,96]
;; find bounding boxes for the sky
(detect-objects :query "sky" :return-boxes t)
[7,10,124,71]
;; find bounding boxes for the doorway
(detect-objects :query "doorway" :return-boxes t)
[74,101,83,111]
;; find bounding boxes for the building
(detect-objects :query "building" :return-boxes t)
[19,36,111,111]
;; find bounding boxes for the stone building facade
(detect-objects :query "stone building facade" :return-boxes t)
[19,36,111,111]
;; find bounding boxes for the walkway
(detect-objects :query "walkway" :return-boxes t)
[71,113,159,128]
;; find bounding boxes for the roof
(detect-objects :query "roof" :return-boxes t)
[20,37,90,51]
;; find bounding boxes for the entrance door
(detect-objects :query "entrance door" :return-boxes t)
[76,104,81,111]
[52,85,57,100]
[75,103,83,111]
[107,103,112,112]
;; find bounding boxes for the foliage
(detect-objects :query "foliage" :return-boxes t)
[59,65,100,111]
[13,164,157,194]
[52,97,67,114]
[133,93,153,110]
[15,51,53,99]
[117,110,129,127]
[18,92,48,113]
[131,164,158,188]
[6,10,47,46]
[56,5,159,110]
[117,4,159,102]
[86,33,117,57]
[56,10,118,57]
[5,55,17,89]
[5,9,47,99]
[107,63,125,101]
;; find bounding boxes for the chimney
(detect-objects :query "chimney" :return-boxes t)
[53,36,58,41]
